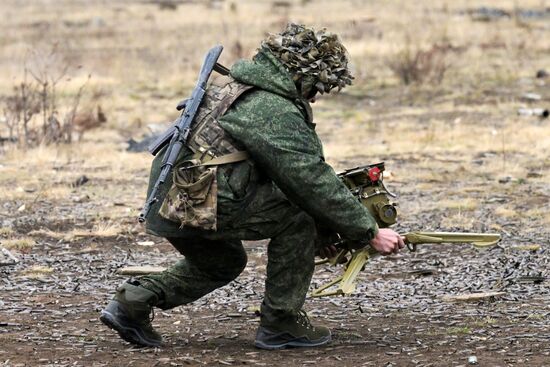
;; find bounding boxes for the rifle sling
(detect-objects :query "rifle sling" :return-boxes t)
[198,150,249,166]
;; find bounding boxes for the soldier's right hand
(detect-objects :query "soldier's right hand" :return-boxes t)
[370,228,405,256]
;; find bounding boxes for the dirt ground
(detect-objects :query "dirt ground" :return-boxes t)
[1,0,549,366]
[1,191,549,366]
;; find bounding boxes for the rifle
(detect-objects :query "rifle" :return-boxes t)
[139,45,227,222]
[311,163,501,297]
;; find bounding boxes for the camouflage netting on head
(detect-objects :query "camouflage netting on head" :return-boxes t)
[261,23,353,95]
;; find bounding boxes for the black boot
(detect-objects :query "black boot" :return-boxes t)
[100,280,162,347]
[255,310,331,350]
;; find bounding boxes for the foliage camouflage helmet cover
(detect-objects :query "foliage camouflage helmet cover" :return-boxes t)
[261,23,354,96]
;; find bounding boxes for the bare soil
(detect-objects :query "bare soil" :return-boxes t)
[1,149,549,366]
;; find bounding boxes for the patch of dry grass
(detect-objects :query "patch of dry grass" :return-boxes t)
[70,222,124,238]
[3,144,70,167]
[39,186,73,201]
[20,265,54,279]
[29,222,125,241]
[438,198,479,212]
[2,237,36,252]
[494,207,518,219]
[509,244,542,251]
[440,213,476,230]
[28,229,64,239]
[0,227,15,237]
[0,185,73,203]
[525,208,550,224]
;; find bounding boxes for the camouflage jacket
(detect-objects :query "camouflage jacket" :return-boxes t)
[145,49,379,242]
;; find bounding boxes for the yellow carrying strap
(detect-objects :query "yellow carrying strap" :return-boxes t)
[199,151,250,166]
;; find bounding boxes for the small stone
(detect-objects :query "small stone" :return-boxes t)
[73,175,89,187]
[526,171,543,178]
[72,195,90,203]
[468,356,478,365]
[521,92,541,101]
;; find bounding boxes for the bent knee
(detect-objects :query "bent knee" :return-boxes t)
[225,247,248,280]
[199,245,248,283]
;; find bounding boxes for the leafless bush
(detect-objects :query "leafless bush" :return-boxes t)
[388,43,452,85]
[272,1,291,10]
[1,44,93,148]
[63,79,93,143]
[157,0,178,11]
[230,40,244,60]
[71,104,107,141]
[2,70,41,144]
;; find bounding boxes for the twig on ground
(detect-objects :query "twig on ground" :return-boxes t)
[0,246,19,266]
[116,266,166,275]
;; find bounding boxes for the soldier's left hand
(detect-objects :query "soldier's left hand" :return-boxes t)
[370,228,405,255]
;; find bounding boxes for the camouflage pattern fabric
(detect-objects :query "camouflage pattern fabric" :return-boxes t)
[186,76,254,157]
[159,160,218,231]
[141,48,378,322]
[141,183,316,323]
[158,77,254,230]
[261,23,353,96]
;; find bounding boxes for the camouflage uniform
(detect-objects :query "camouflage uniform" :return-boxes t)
[139,49,379,323]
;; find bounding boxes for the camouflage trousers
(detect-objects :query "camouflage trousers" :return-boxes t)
[137,183,317,324]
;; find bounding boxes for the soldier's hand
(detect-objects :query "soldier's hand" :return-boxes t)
[318,244,338,259]
[370,228,405,256]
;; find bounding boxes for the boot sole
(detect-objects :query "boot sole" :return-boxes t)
[100,310,161,347]
[254,334,332,350]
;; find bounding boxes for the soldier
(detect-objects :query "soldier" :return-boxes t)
[100,23,404,349]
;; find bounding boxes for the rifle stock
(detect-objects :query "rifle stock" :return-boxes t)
[311,231,501,298]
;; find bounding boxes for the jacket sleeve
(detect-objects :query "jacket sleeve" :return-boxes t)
[219,96,379,242]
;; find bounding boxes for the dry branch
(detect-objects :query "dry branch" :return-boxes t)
[117,266,166,275]
[0,246,19,266]
[440,292,505,302]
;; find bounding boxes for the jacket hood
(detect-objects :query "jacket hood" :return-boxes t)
[230,49,300,100]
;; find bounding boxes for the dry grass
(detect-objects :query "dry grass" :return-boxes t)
[1,0,548,90]
[27,229,65,239]
[2,237,36,252]
[20,265,54,279]
[2,1,548,165]
[525,208,550,223]
[494,207,518,219]
[0,0,548,243]
[29,222,124,241]
[440,213,476,231]
[0,227,15,237]
[71,222,124,238]
[509,244,542,251]
[388,43,451,85]
[438,199,479,212]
